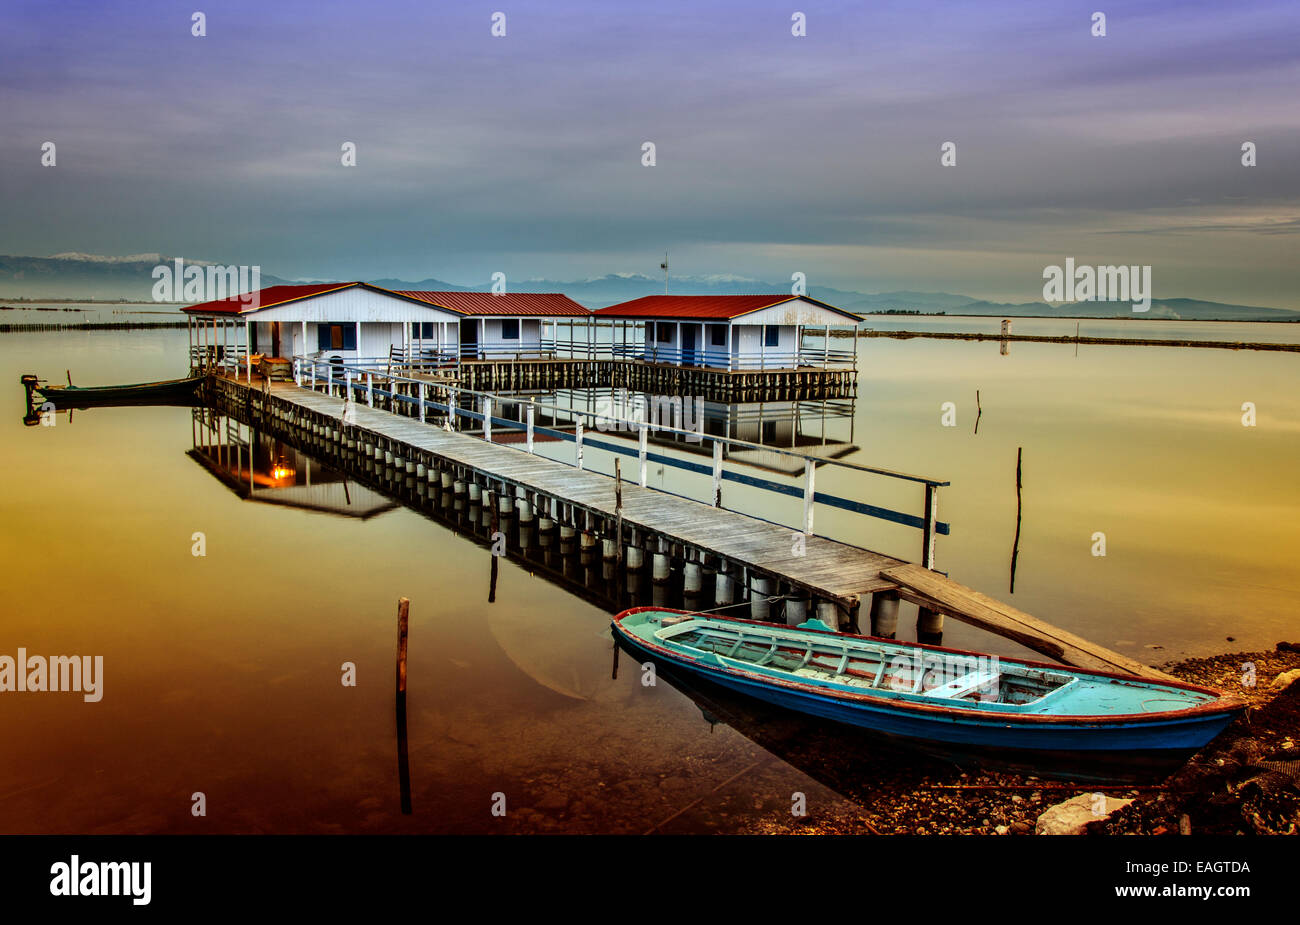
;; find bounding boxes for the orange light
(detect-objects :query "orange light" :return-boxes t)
[271,456,295,481]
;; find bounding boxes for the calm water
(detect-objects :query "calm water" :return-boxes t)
[1,328,1297,833]
[0,301,183,325]
[861,313,1300,344]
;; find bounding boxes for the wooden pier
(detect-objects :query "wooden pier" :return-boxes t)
[209,373,1173,682]
[411,357,856,401]
[610,359,857,401]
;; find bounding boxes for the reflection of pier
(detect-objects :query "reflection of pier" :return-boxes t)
[553,388,858,476]
[195,400,683,616]
[187,407,399,519]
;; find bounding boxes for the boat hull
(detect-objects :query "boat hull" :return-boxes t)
[642,652,1210,782]
[612,610,1241,759]
[32,377,203,408]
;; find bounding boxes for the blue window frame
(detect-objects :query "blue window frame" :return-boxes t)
[764,325,780,347]
[318,323,357,351]
[500,319,520,340]
[411,322,437,339]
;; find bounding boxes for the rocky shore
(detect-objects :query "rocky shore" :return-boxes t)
[749,644,1300,836]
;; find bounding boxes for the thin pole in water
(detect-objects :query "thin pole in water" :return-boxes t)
[395,597,412,814]
[1009,447,1023,594]
[489,498,500,604]
[615,458,624,568]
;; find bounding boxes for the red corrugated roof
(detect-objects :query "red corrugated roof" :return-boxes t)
[393,291,589,316]
[182,282,359,315]
[592,294,861,321]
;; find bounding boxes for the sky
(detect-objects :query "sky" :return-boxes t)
[2,0,1298,307]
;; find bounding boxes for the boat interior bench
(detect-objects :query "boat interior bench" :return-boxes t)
[922,669,1000,699]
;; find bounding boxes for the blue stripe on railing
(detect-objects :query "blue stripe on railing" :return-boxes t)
[311,371,949,536]
[540,422,949,533]
[813,493,951,534]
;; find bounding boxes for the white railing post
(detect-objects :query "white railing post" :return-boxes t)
[483,397,492,443]
[418,382,425,423]
[526,403,535,453]
[803,459,816,536]
[712,439,723,508]
[293,358,301,387]
[575,419,584,469]
[366,373,374,407]
[639,424,648,488]
[326,363,333,396]
[310,361,317,391]
[345,370,353,405]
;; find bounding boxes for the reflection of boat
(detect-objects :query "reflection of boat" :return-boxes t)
[21,373,202,408]
[612,608,1244,776]
[629,643,955,793]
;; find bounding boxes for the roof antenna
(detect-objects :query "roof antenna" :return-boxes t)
[660,252,668,294]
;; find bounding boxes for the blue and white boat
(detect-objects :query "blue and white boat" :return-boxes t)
[612,607,1244,765]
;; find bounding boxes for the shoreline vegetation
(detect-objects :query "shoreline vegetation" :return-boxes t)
[749,645,1300,836]
[0,321,189,332]
[848,329,1300,352]
[1,300,1298,320]
[3,318,1300,351]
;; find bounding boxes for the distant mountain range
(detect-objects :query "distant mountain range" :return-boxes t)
[2,254,1295,322]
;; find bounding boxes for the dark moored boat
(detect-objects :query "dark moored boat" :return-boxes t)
[612,607,1245,768]
[21,374,203,409]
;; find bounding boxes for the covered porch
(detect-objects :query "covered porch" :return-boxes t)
[592,295,862,373]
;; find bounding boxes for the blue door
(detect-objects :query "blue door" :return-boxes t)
[681,324,697,366]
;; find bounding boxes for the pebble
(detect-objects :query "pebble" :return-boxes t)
[536,790,568,811]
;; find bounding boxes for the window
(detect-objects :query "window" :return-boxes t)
[657,322,673,343]
[500,319,520,340]
[411,322,436,339]
[710,324,727,347]
[317,323,356,351]
[764,325,780,347]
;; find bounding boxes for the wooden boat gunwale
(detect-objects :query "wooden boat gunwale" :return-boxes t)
[613,606,1245,727]
[33,374,204,396]
[29,374,205,407]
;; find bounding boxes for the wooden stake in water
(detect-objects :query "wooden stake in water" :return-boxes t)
[1009,448,1023,594]
[488,496,500,603]
[396,597,412,814]
[615,459,624,567]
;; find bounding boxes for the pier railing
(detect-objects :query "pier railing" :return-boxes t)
[305,342,856,373]
[288,355,949,567]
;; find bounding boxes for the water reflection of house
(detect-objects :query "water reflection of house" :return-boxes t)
[187,409,398,519]
[554,389,858,476]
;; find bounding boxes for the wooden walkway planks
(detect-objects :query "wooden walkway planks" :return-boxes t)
[280,382,899,603]
[258,379,1173,681]
[881,564,1178,682]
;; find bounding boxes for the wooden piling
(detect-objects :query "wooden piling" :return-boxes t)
[1010,446,1022,594]
[396,597,411,814]
[614,459,624,568]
